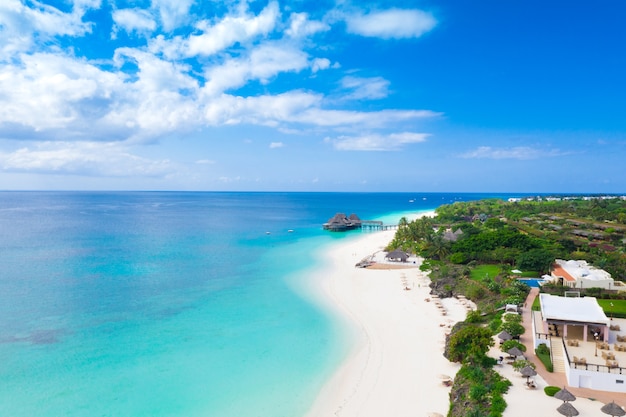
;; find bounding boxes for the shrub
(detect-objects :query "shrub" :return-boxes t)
[535,343,553,372]
[501,321,525,338]
[512,359,535,372]
[450,252,467,264]
[502,313,522,323]
[536,343,550,355]
[501,340,526,353]
[544,386,560,396]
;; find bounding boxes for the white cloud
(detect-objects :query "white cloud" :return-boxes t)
[269,142,284,148]
[0,52,122,133]
[0,0,96,57]
[293,109,440,128]
[0,0,444,179]
[152,0,194,32]
[460,146,567,160]
[112,8,157,36]
[345,8,437,39]
[326,132,429,151]
[202,42,309,95]
[311,58,331,73]
[286,12,329,38]
[340,75,390,100]
[184,1,279,57]
[0,141,173,177]
[201,91,440,130]
[195,159,215,165]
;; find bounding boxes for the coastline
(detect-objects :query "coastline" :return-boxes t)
[304,212,469,417]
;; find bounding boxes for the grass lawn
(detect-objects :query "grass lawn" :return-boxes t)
[597,299,626,319]
[471,265,501,281]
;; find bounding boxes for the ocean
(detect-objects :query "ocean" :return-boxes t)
[0,191,513,416]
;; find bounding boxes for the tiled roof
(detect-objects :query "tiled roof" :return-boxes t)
[552,265,576,282]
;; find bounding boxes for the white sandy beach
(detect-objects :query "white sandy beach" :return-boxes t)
[305,219,621,417]
[306,226,466,417]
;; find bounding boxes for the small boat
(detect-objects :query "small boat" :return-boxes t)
[265,231,271,235]
[288,229,294,233]
[409,199,415,203]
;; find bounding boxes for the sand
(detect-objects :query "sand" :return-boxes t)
[492,341,613,416]
[305,227,466,417]
[304,220,622,417]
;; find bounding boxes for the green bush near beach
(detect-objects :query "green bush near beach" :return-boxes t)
[389,197,626,416]
[535,343,553,372]
[544,386,560,396]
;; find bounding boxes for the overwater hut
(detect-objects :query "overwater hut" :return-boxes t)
[323,213,361,231]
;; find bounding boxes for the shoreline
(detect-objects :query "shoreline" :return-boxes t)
[304,212,469,417]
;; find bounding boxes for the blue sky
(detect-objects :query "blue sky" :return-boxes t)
[0,0,625,192]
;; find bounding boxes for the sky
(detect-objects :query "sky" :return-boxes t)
[0,0,625,192]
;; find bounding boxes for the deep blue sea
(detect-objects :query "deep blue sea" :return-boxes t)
[0,192,517,417]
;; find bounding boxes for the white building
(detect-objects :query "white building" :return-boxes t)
[550,259,620,290]
[531,294,626,393]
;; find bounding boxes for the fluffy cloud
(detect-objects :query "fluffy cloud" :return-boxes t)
[286,12,329,38]
[269,142,284,148]
[202,42,310,95]
[0,1,444,180]
[345,8,437,39]
[184,2,279,57]
[112,8,157,36]
[326,132,429,151]
[0,141,173,177]
[0,0,96,57]
[152,0,194,32]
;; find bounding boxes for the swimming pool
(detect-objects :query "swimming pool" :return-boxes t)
[517,278,545,288]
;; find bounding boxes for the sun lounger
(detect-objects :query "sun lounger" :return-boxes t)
[607,360,619,368]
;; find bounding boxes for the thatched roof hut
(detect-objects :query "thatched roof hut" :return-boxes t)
[386,250,409,262]
[323,213,361,231]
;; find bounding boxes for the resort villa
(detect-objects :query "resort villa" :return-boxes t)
[547,259,626,291]
[531,293,626,393]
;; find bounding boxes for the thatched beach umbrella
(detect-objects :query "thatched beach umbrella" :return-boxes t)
[557,402,579,416]
[497,330,512,341]
[554,387,577,403]
[507,346,525,358]
[386,249,408,262]
[601,401,626,417]
[520,365,537,382]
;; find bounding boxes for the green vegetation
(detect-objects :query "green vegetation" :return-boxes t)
[389,195,626,417]
[544,386,560,397]
[470,265,500,281]
[597,299,626,319]
[535,343,553,372]
[449,365,511,417]
[501,340,525,354]
[512,359,535,372]
[447,325,494,365]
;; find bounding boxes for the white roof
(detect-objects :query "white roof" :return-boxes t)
[556,259,613,282]
[539,293,609,325]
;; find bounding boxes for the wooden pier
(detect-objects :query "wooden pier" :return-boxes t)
[360,220,398,231]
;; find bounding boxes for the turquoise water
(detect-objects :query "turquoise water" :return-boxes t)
[0,192,514,416]
[517,278,545,288]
